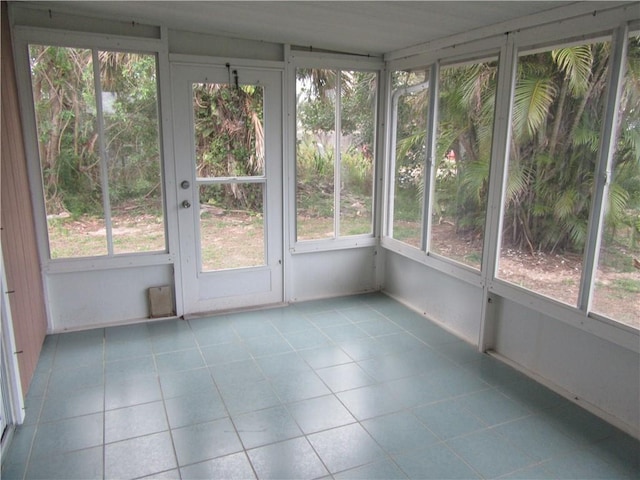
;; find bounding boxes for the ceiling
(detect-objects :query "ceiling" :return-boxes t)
[18,1,615,56]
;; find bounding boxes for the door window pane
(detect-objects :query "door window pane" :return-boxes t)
[432,60,497,268]
[498,40,610,305]
[193,83,265,178]
[192,82,267,271]
[592,34,640,328]
[28,45,165,259]
[198,183,265,271]
[390,82,430,248]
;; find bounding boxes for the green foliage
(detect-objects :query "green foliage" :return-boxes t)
[391,36,639,260]
[30,46,162,217]
[296,69,376,235]
[193,83,265,210]
[611,278,640,293]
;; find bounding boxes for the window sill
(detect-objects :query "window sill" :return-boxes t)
[43,252,175,274]
[290,236,377,254]
[488,279,640,353]
[380,236,483,287]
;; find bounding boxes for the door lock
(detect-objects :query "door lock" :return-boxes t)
[181,180,190,189]
[182,200,191,209]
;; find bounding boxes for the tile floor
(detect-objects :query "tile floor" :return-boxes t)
[1,293,638,479]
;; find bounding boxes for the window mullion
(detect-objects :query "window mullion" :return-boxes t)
[422,63,439,253]
[92,49,114,256]
[386,91,401,238]
[334,70,342,238]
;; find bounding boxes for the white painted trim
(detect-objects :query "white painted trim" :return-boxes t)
[11,25,163,52]
[291,52,383,70]
[0,249,26,426]
[43,253,175,274]
[158,25,183,317]
[422,65,439,253]
[291,236,377,254]
[290,50,383,69]
[479,33,518,351]
[579,25,629,311]
[283,44,295,303]
[169,53,285,70]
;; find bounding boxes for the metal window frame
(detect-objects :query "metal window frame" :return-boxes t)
[11,26,174,272]
[382,12,640,350]
[290,55,383,252]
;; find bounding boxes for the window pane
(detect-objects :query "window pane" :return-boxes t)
[193,83,265,178]
[198,183,265,271]
[340,71,376,236]
[296,69,336,240]
[390,82,430,248]
[592,34,640,329]
[101,52,165,254]
[498,41,610,305]
[432,60,497,269]
[29,45,107,258]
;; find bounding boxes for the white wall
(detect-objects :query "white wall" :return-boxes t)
[381,250,483,345]
[47,265,174,332]
[492,296,640,436]
[288,247,379,302]
[381,249,640,438]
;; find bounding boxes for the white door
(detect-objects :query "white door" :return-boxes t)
[171,64,283,316]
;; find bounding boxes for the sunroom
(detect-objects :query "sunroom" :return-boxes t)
[1,1,639,478]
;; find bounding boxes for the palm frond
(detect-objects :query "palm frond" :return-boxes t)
[553,187,578,220]
[512,77,556,139]
[551,45,593,96]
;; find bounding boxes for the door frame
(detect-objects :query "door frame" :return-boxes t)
[170,59,285,316]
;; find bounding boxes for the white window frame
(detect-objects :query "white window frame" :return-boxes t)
[382,9,640,351]
[12,26,178,274]
[289,52,384,253]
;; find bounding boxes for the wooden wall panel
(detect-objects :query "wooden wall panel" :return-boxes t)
[1,2,48,395]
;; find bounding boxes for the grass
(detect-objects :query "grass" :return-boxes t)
[611,278,640,293]
[45,209,638,328]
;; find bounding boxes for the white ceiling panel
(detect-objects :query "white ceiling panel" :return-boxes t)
[13,1,626,56]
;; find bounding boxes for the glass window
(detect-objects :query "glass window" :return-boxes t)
[592,33,640,329]
[431,59,498,268]
[28,45,165,259]
[388,76,430,248]
[296,68,377,241]
[497,40,611,306]
[192,82,266,271]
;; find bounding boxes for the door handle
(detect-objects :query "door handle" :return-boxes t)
[182,200,191,209]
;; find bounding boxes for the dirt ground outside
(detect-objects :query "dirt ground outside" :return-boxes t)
[48,212,639,329]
